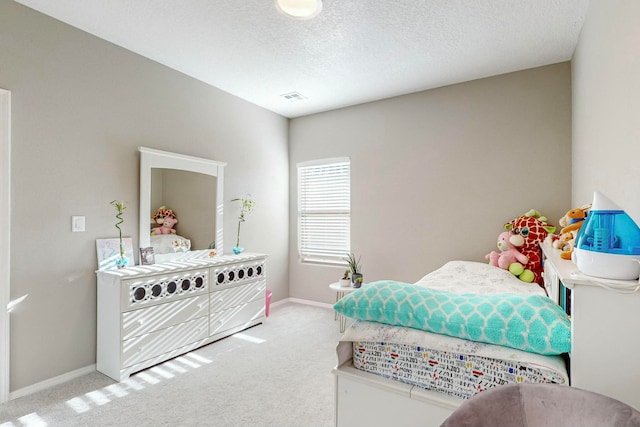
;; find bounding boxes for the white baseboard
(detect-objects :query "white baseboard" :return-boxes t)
[9,364,96,400]
[275,297,333,309]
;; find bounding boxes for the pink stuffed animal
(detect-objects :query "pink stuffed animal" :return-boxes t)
[151,206,178,235]
[485,231,528,270]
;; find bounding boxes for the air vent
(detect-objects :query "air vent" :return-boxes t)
[280,91,308,102]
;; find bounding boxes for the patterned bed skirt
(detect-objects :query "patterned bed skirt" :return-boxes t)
[352,341,569,400]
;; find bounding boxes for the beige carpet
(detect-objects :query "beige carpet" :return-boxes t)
[0,302,343,426]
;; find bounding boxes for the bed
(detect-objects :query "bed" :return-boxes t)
[332,261,571,427]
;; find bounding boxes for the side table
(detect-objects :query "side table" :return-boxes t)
[329,282,359,333]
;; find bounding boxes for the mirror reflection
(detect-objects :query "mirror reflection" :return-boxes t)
[139,147,226,263]
[149,169,217,255]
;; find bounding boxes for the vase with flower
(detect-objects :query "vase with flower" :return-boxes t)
[232,195,255,254]
[110,200,129,269]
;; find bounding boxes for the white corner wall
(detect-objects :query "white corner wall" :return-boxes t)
[0,89,11,403]
[572,0,640,224]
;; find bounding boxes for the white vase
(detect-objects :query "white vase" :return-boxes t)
[339,278,351,287]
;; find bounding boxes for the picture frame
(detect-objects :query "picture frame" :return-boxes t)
[96,237,134,270]
[140,247,155,265]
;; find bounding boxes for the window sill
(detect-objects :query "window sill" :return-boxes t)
[300,258,346,268]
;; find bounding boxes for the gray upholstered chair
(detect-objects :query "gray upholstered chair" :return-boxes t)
[440,383,640,427]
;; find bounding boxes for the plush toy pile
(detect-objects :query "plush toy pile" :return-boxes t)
[151,206,178,235]
[552,204,591,260]
[486,210,555,286]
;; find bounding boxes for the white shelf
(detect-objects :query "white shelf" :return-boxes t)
[540,240,640,410]
[540,241,639,290]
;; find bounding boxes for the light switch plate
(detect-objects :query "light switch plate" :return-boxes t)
[71,215,85,232]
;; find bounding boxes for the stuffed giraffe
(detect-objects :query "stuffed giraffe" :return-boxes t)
[504,210,556,287]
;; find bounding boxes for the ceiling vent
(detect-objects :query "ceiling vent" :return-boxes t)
[280,91,308,103]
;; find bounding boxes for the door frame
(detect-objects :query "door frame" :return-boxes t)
[0,88,11,403]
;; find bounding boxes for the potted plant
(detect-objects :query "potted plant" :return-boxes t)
[354,276,364,288]
[231,195,255,254]
[339,269,351,287]
[344,253,363,287]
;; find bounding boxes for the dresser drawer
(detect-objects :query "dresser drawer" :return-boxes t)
[122,316,209,368]
[122,294,209,340]
[210,279,266,312]
[209,298,264,336]
[211,260,266,288]
[122,268,209,310]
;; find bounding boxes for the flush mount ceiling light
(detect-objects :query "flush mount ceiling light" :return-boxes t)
[275,0,323,20]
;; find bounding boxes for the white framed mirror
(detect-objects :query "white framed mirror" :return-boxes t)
[139,147,226,262]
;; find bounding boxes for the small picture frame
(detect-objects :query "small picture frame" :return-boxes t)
[140,247,155,265]
[96,237,134,270]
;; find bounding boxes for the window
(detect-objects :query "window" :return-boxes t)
[297,158,350,265]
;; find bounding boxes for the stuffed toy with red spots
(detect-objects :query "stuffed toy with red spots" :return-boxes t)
[504,210,556,287]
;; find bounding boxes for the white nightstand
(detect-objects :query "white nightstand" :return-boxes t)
[329,282,360,332]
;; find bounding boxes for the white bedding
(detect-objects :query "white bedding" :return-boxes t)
[150,234,191,254]
[414,260,546,296]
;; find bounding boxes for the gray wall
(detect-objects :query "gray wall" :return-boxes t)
[289,64,573,303]
[572,0,640,224]
[0,1,289,391]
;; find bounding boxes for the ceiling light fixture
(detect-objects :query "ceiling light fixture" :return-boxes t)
[275,0,323,20]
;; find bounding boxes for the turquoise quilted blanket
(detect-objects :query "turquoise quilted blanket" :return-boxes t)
[333,280,571,355]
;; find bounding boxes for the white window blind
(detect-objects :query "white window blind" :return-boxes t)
[298,158,350,265]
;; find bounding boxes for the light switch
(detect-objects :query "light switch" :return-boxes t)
[72,215,85,232]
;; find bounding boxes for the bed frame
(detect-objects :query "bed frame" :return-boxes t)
[333,361,461,426]
[332,242,640,426]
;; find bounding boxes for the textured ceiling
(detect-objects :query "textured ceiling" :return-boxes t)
[14,0,590,118]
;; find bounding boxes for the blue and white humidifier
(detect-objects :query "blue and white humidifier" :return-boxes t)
[573,192,640,280]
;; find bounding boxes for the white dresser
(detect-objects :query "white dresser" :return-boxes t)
[96,252,267,381]
[540,241,640,410]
